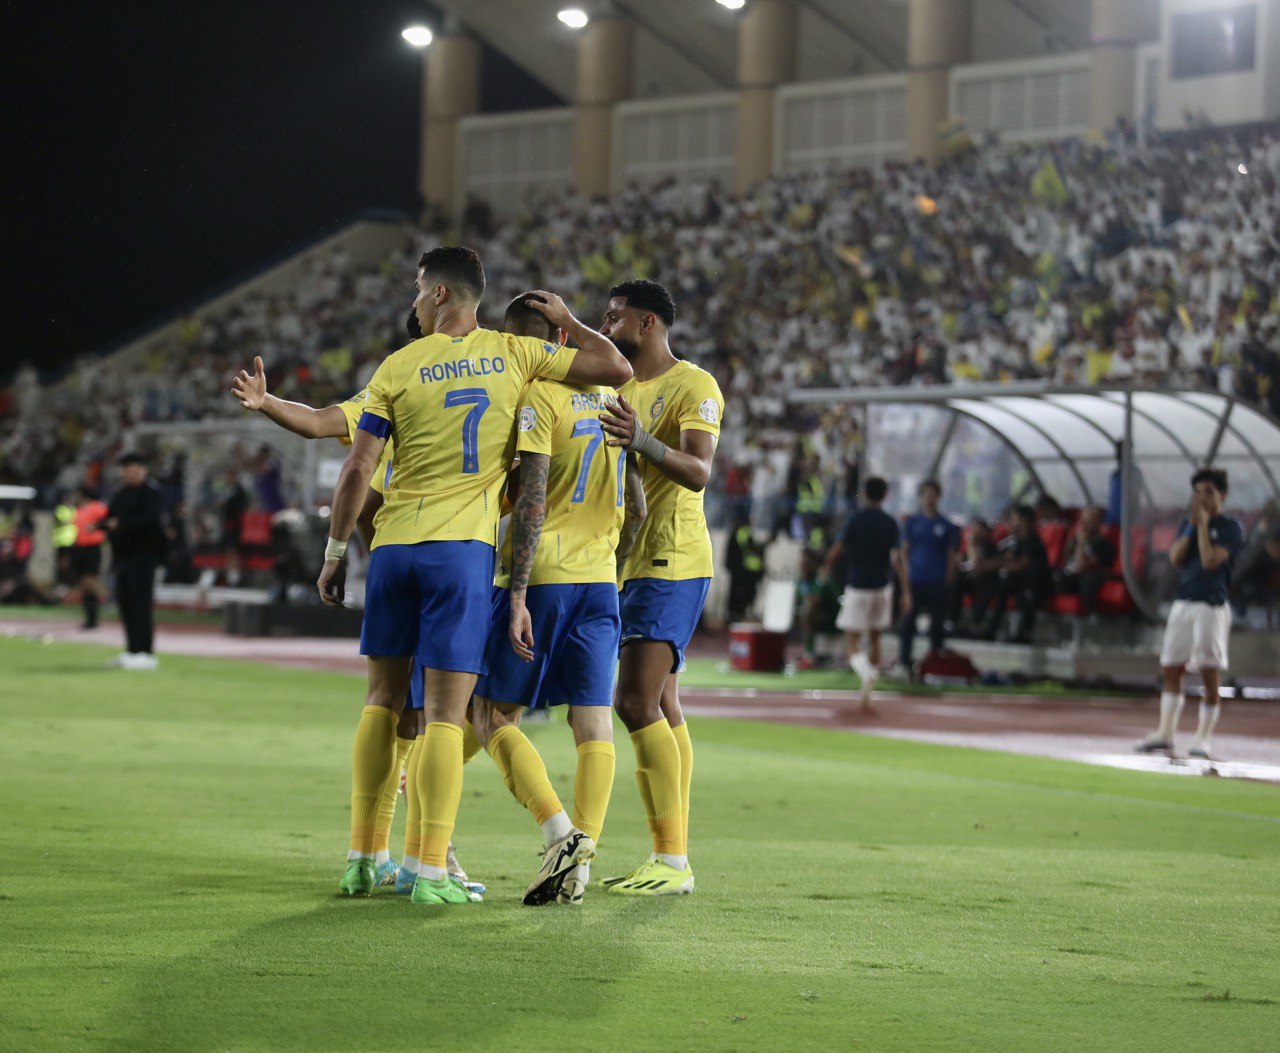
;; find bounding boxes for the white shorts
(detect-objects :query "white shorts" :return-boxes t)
[836,585,894,633]
[1159,600,1231,671]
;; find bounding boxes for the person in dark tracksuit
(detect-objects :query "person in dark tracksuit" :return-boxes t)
[106,453,166,669]
[898,478,960,673]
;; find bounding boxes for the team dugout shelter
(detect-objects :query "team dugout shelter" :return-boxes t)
[790,383,1280,631]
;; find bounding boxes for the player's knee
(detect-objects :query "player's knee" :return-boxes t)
[614,690,659,731]
[569,705,614,744]
[364,686,402,712]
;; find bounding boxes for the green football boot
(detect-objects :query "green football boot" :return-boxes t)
[410,875,483,906]
[338,859,377,897]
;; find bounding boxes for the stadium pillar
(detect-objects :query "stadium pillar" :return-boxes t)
[1088,0,1159,135]
[420,33,480,219]
[733,0,798,194]
[573,16,634,200]
[905,0,971,163]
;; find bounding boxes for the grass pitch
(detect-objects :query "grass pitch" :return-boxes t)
[1,636,1277,1052]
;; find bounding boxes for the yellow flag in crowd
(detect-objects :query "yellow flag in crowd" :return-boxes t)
[1030,159,1068,206]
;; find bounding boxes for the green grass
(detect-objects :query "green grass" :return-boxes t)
[1,637,1277,1053]
[1,603,222,627]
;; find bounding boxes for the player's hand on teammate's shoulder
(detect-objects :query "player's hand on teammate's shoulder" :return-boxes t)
[231,355,268,411]
[317,559,345,607]
[599,394,637,448]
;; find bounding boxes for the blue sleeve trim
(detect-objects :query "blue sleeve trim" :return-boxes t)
[357,412,392,439]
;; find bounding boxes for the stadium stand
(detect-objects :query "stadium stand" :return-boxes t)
[1,126,1277,598]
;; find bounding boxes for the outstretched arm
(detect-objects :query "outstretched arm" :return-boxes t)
[616,454,648,563]
[507,452,550,661]
[231,356,349,439]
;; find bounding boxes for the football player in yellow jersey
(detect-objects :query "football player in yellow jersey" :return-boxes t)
[319,246,631,904]
[468,293,648,906]
[230,342,483,895]
[597,279,724,896]
[231,296,585,897]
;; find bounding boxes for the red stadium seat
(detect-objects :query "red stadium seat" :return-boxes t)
[239,511,275,547]
[1036,521,1070,571]
[1150,523,1179,554]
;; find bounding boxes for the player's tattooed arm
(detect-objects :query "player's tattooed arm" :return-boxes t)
[617,454,647,562]
[231,355,348,439]
[508,452,550,661]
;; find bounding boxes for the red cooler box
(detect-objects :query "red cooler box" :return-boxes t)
[728,623,788,673]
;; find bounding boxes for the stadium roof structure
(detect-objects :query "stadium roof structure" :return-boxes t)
[431,0,1093,101]
[791,383,1280,618]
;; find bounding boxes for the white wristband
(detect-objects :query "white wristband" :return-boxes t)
[324,537,348,561]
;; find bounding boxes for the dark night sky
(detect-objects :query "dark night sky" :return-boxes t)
[0,1,559,379]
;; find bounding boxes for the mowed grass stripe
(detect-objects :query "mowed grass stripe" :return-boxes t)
[1,637,1277,1053]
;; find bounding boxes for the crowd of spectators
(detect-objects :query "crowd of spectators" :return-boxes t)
[1,125,1277,548]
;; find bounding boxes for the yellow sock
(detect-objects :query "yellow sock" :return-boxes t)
[572,741,615,843]
[374,736,414,856]
[418,722,464,869]
[670,722,693,854]
[401,737,423,863]
[486,725,563,824]
[462,720,483,763]
[487,736,518,798]
[630,719,682,856]
[349,705,397,856]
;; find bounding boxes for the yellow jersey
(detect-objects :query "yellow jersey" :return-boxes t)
[618,359,724,582]
[339,391,393,494]
[495,380,622,588]
[362,327,574,549]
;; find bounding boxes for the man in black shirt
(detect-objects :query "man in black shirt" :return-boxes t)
[725,511,765,622]
[1056,505,1115,616]
[1137,467,1244,759]
[220,468,250,587]
[821,477,907,709]
[106,452,166,669]
[950,517,1001,632]
[978,505,1052,643]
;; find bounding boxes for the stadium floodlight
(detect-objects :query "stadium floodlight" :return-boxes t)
[558,8,590,29]
[401,25,433,48]
[716,0,747,9]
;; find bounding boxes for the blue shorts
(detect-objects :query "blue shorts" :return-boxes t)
[619,577,711,673]
[475,582,621,710]
[407,659,424,711]
[361,541,495,675]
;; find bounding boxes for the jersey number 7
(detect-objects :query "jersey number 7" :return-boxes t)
[570,419,625,506]
[444,388,490,474]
